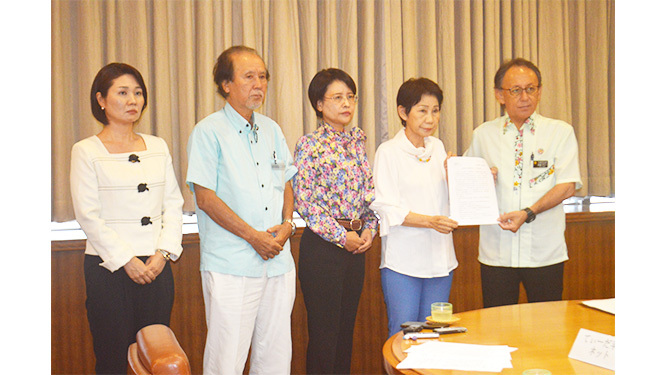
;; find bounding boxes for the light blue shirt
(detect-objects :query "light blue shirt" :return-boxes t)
[186,104,297,277]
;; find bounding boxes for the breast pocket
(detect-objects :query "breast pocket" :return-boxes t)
[272,160,286,192]
[528,156,555,190]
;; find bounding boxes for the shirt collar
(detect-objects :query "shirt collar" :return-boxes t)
[395,128,435,161]
[317,119,365,143]
[223,103,256,133]
[503,113,536,135]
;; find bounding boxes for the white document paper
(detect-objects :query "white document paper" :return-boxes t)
[582,298,615,315]
[397,341,516,372]
[568,328,615,370]
[447,156,500,225]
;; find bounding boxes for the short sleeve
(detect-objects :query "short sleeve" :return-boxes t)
[186,124,220,193]
[554,126,583,190]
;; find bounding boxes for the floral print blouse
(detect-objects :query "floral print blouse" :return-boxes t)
[293,120,378,248]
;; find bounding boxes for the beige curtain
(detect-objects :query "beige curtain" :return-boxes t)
[52,0,614,222]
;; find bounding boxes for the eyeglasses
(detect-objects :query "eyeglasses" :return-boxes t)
[500,85,541,97]
[323,94,358,105]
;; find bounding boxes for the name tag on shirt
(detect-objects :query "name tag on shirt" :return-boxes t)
[533,160,548,168]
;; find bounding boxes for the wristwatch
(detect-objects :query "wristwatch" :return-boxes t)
[158,249,174,262]
[522,207,536,223]
[283,218,297,236]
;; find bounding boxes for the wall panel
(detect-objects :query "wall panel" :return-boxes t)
[52,212,614,374]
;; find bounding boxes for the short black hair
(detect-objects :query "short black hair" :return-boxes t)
[213,45,269,98]
[308,68,357,118]
[396,78,443,126]
[90,63,148,125]
[494,58,542,89]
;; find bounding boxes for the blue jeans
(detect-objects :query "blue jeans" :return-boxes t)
[381,267,454,337]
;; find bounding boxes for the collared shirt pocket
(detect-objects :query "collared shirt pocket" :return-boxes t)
[272,159,286,192]
[529,158,555,189]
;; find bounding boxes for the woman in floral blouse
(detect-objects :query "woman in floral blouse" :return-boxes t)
[293,68,378,375]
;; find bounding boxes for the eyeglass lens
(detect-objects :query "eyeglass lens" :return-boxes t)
[508,86,538,96]
[327,94,358,104]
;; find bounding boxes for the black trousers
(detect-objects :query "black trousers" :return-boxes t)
[84,255,174,374]
[480,261,565,308]
[298,227,366,375]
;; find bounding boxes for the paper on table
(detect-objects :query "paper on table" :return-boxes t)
[397,341,517,372]
[568,328,615,370]
[581,298,615,315]
[447,156,500,225]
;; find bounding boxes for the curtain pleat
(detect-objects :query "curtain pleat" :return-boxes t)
[52,0,614,221]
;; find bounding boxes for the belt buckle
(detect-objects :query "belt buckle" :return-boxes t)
[350,219,362,231]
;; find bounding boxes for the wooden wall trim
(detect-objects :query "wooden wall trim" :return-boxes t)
[52,211,614,375]
[565,210,615,223]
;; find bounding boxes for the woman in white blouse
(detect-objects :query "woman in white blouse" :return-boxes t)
[70,63,184,374]
[371,78,459,337]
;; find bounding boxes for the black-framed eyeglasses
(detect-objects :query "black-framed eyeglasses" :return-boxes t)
[323,94,358,105]
[500,85,541,97]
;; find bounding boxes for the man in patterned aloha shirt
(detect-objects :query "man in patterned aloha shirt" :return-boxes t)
[464,58,582,308]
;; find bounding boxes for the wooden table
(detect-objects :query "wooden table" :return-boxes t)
[382,300,614,374]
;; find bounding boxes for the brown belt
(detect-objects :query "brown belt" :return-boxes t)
[336,218,364,231]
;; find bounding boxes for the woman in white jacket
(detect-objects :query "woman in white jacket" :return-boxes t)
[371,78,458,337]
[70,63,184,374]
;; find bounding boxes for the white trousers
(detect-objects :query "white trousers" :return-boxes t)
[201,269,296,375]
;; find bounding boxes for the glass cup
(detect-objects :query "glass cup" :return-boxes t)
[431,302,453,322]
[522,370,552,375]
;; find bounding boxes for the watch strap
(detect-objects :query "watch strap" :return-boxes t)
[522,207,536,223]
[158,249,173,262]
[283,218,297,236]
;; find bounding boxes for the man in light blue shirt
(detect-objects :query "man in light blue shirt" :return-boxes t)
[186,46,297,375]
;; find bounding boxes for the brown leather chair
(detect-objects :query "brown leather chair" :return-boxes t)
[127,324,191,375]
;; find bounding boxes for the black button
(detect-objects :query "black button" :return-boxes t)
[137,183,149,192]
[256,162,259,166]
[265,207,268,211]
[261,184,264,188]
[129,154,140,163]
[141,217,152,226]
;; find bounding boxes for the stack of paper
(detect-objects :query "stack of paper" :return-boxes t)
[397,341,517,372]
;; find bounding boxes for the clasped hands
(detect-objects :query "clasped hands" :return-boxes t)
[248,221,293,260]
[344,228,374,255]
[123,252,167,285]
